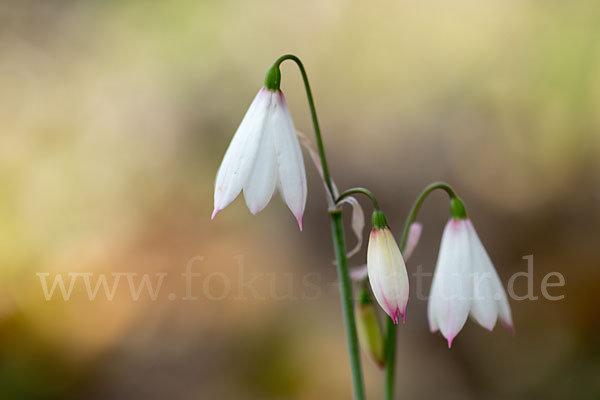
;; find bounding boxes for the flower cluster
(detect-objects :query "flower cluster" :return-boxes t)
[212,58,513,354]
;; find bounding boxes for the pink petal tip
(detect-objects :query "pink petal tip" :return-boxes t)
[211,208,220,220]
[446,334,456,348]
[296,216,303,231]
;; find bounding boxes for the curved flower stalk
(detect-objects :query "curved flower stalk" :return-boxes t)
[212,88,307,229]
[428,198,513,347]
[367,210,409,324]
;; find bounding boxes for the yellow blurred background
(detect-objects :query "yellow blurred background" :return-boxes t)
[1,0,599,398]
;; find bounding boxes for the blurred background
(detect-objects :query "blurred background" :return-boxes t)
[1,0,599,398]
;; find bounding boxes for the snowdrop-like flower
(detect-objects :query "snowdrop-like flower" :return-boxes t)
[212,87,307,229]
[428,198,513,347]
[367,210,409,324]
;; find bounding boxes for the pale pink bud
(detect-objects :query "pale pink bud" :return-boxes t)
[367,212,409,324]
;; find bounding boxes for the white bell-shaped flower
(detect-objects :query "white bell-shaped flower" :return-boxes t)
[428,199,513,347]
[212,88,307,229]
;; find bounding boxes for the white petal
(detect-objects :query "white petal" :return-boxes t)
[467,220,498,331]
[428,219,472,347]
[467,220,513,330]
[271,92,307,229]
[428,300,439,332]
[242,96,278,214]
[428,269,440,332]
[367,228,409,324]
[213,89,271,217]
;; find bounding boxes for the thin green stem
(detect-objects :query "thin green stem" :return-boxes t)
[330,210,366,400]
[383,318,396,400]
[383,181,457,400]
[272,54,365,399]
[336,187,380,210]
[272,54,336,201]
[398,182,456,251]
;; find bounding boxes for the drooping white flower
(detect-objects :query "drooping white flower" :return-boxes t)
[212,88,307,229]
[367,210,409,324]
[428,212,513,348]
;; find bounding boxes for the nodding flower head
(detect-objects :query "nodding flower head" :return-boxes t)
[212,87,307,229]
[428,198,513,348]
[367,210,409,324]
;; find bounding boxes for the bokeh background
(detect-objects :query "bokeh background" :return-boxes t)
[1,0,599,398]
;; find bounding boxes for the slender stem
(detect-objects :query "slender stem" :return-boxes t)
[383,181,457,400]
[336,187,380,210]
[330,210,366,400]
[273,54,336,201]
[398,182,456,251]
[383,317,396,400]
[274,54,365,399]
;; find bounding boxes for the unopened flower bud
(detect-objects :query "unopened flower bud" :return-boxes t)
[356,288,385,368]
[367,210,409,324]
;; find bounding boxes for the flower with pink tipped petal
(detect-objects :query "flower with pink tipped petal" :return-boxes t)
[367,210,409,324]
[212,88,307,229]
[428,198,513,348]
